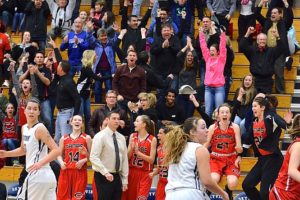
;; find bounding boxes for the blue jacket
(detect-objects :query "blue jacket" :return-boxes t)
[170,0,193,35]
[60,30,89,66]
[86,31,117,74]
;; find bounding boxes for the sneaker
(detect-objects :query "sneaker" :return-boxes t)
[2,80,9,87]
[285,57,293,71]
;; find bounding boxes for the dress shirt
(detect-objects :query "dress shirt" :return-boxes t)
[90,126,129,185]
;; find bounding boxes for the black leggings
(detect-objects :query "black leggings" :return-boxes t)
[242,153,283,200]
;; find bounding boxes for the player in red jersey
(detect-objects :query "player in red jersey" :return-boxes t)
[149,126,170,200]
[57,115,92,200]
[269,114,300,200]
[205,104,242,200]
[122,115,157,200]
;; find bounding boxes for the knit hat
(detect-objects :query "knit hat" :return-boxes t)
[178,85,197,95]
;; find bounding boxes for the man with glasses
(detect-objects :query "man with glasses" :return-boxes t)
[88,90,129,137]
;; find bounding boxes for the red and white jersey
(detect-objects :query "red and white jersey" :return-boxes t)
[157,145,168,182]
[129,133,154,171]
[63,133,88,169]
[253,120,272,155]
[2,117,18,140]
[274,139,300,196]
[211,122,236,155]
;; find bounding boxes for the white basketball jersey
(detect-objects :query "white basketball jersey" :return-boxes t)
[23,123,50,171]
[166,142,206,193]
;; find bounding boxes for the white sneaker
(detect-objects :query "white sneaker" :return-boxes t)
[2,80,9,87]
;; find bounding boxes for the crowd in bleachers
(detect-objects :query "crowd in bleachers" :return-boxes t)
[0,0,300,199]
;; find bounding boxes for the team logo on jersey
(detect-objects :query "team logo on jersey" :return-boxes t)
[74,192,84,199]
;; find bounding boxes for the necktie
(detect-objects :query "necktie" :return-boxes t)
[113,133,120,172]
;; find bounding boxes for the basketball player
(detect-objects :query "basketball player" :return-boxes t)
[204,104,242,199]
[57,115,92,200]
[149,126,170,200]
[122,115,157,200]
[0,98,60,199]
[269,114,300,200]
[164,117,229,200]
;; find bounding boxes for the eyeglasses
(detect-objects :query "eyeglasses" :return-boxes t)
[106,96,117,99]
[140,99,147,101]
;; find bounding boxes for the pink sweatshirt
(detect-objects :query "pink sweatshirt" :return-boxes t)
[199,32,227,87]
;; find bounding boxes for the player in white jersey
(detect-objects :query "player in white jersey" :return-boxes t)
[0,98,60,200]
[164,117,229,200]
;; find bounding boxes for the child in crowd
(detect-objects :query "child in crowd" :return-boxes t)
[1,103,19,165]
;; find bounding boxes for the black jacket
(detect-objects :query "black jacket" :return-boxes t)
[150,35,181,76]
[24,1,50,41]
[255,6,291,56]
[239,36,282,78]
[247,111,286,156]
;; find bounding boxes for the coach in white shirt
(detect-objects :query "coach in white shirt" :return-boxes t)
[90,110,128,200]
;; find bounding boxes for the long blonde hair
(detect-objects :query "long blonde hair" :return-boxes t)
[81,50,96,68]
[164,117,200,165]
[240,74,256,105]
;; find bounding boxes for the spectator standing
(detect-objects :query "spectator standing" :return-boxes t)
[77,50,112,134]
[120,0,151,53]
[147,8,179,45]
[237,0,256,41]
[55,60,81,144]
[0,29,10,87]
[255,0,292,93]
[11,31,38,64]
[60,17,88,77]
[88,90,129,138]
[11,0,29,35]
[177,37,198,119]
[0,0,14,27]
[19,52,52,134]
[24,0,50,52]
[112,50,146,106]
[199,27,227,117]
[239,27,283,94]
[1,103,19,165]
[86,21,117,103]
[150,23,181,102]
[46,0,77,39]
[207,0,237,32]
[90,111,129,200]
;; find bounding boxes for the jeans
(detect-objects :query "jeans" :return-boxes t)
[2,138,20,162]
[234,116,246,136]
[132,0,143,16]
[12,12,25,32]
[1,11,12,27]
[151,0,159,19]
[55,108,73,144]
[69,64,82,77]
[94,69,112,103]
[177,94,195,119]
[40,99,52,134]
[205,85,225,117]
[79,97,91,134]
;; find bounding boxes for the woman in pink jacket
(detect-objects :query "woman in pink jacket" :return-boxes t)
[199,27,227,117]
